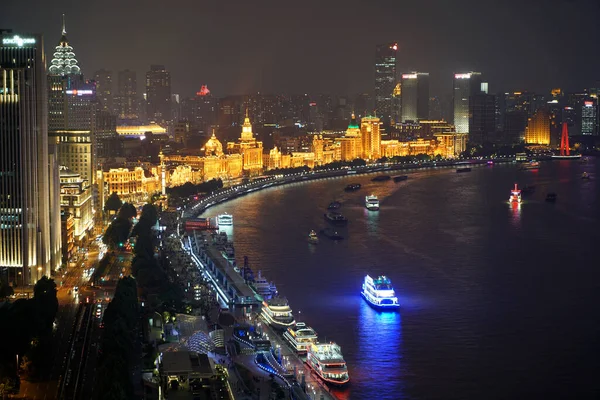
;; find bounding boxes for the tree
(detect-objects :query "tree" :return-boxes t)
[118,203,137,220]
[104,192,122,214]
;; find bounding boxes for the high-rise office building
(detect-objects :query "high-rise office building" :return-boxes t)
[469,93,496,145]
[400,72,430,122]
[1,31,60,282]
[47,20,96,189]
[146,65,171,124]
[374,43,398,123]
[117,69,138,119]
[581,99,597,135]
[360,116,382,160]
[453,72,482,134]
[525,107,551,145]
[94,68,114,114]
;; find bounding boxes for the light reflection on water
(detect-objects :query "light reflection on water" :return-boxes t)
[349,301,404,400]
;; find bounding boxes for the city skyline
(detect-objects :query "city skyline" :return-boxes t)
[2,0,600,97]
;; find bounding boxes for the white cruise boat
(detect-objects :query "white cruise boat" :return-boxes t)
[261,297,295,330]
[252,271,277,299]
[217,213,233,227]
[361,275,399,310]
[306,342,349,386]
[283,322,318,354]
[365,195,380,211]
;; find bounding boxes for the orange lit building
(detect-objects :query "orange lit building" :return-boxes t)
[360,116,381,160]
[525,107,551,145]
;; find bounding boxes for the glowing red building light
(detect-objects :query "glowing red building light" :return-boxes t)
[196,85,211,96]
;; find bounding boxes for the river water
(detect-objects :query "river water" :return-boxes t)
[201,159,600,400]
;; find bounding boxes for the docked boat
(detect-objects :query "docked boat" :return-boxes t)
[344,183,361,192]
[456,167,472,173]
[546,193,557,202]
[361,275,399,310]
[509,184,522,204]
[283,322,318,354]
[327,201,342,210]
[261,297,295,330]
[306,342,349,386]
[308,230,319,244]
[365,195,380,211]
[582,172,590,180]
[221,242,235,261]
[393,175,408,182]
[319,228,344,240]
[324,211,348,226]
[252,271,278,300]
[217,213,233,226]
[520,160,540,170]
[371,175,391,182]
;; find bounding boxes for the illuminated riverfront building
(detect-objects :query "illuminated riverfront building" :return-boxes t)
[59,167,93,243]
[453,72,482,134]
[360,116,382,160]
[374,43,398,123]
[434,133,468,158]
[98,167,161,203]
[1,31,60,281]
[227,110,263,176]
[400,72,429,122]
[525,107,551,145]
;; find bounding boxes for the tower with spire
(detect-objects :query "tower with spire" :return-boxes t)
[226,109,264,175]
[48,14,81,76]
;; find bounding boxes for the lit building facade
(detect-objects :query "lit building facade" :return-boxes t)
[434,133,468,158]
[400,72,429,122]
[116,123,167,138]
[453,72,482,134]
[59,167,93,242]
[374,43,398,123]
[360,116,382,160]
[0,31,59,282]
[525,107,551,145]
[98,167,160,203]
[581,99,597,135]
[339,113,362,161]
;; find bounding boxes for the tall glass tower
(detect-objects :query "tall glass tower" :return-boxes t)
[374,43,398,123]
[453,72,482,134]
[400,72,430,122]
[0,31,56,283]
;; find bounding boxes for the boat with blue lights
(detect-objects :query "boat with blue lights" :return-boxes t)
[283,322,318,354]
[520,160,540,170]
[260,297,296,330]
[327,200,342,210]
[306,342,349,386]
[361,275,399,310]
[344,183,361,192]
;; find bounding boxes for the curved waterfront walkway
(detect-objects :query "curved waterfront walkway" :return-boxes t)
[183,156,515,219]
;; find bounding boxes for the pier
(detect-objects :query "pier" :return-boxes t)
[187,230,261,308]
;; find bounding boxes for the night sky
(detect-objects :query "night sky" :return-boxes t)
[2,0,599,97]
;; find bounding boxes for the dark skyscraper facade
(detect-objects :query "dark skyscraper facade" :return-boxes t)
[453,72,482,134]
[581,99,597,135]
[0,31,58,282]
[94,68,114,114]
[469,93,496,145]
[400,72,430,122]
[146,64,172,124]
[117,69,138,119]
[374,43,397,123]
